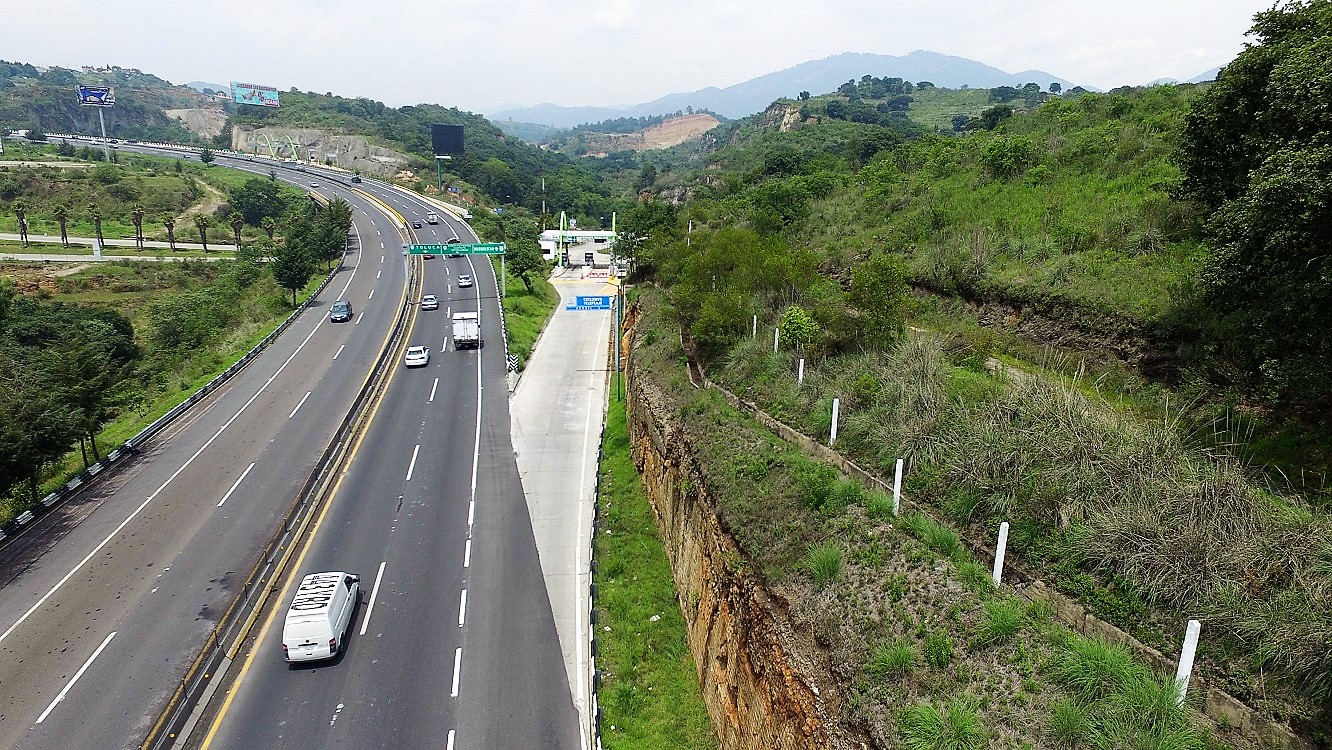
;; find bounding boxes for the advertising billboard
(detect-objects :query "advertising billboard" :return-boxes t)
[431,124,464,156]
[77,85,115,106]
[230,82,281,108]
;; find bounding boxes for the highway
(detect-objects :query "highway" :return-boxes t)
[0,144,581,749]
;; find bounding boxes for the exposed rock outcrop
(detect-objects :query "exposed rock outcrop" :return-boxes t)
[230,126,412,177]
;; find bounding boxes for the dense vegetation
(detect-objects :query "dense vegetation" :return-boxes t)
[617,0,1332,740]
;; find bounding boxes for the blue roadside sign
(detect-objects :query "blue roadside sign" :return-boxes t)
[566,295,613,311]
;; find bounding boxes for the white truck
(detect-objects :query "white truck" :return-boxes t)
[452,312,480,350]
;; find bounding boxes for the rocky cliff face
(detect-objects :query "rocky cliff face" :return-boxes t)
[625,369,856,750]
[230,126,411,177]
[756,102,811,132]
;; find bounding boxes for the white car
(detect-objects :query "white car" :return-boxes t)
[310,180,319,187]
[420,294,439,310]
[457,274,473,288]
[404,345,430,367]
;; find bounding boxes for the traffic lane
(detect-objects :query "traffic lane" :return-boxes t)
[456,361,581,749]
[0,185,404,747]
[204,314,480,748]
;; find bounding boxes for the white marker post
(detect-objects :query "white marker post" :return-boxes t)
[752,314,757,339]
[798,358,805,385]
[1174,620,1202,706]
[892,458,904,516]
[773,327,780,353]
[830,398,840,445]
[992,521,1010,587]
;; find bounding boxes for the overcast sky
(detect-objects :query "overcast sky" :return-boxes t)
[3,0,1271,114]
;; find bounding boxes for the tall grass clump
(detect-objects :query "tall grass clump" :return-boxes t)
[804,542,843,588]
[902,512,963,558]
[971,598,1023,648]
[898,699,988,750]
[866,639,917,680]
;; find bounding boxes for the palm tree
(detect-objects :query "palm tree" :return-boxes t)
[260,216,276,240]
[87,203,104,250]
[130,204,145,250]
[53,204,69,247]
[194,214,212,253]
[229,211,245,250]
[163,215,177,251]
[13,200,28,247]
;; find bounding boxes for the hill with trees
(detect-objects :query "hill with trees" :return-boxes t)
[0,61,201,142]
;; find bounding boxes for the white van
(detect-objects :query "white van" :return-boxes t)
[282,571,360,663]
[425,211,439,224]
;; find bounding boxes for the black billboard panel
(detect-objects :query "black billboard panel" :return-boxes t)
[432,124,464,156]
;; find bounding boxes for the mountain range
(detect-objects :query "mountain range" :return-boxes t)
[491,50,1082,128]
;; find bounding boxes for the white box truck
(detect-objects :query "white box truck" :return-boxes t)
[452,311,480,350]
[425,211,439,224]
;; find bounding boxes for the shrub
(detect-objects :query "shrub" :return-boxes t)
[899,698,988,750]
[804,543,842,588]
[794,459,839,511]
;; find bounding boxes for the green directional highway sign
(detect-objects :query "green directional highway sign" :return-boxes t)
[408,242,506,255]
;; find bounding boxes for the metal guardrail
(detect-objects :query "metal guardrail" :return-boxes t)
[141,254,420,750]
[0,261,340,550]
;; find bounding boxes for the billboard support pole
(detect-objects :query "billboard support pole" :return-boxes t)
[97,108,109,161]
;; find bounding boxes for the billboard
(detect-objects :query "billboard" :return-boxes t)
[77,85,115,106]
[431,124,464,156]
[230,82,281,108]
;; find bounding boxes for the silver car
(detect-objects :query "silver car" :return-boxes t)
[404,345,430,367]
[420,294,439,310]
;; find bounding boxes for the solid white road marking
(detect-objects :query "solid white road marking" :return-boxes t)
[217,463,256,508]
[0,318,326,646]
[337,222,364,297]
[458,589,467,627]
[35,631,116,724]
[359,561,387,636]
[429,377,439,403]
[463,539,472,568]
[450,648,463,697]
[288,391,312,419]
[333,344,346,360]
[405,444,421,481]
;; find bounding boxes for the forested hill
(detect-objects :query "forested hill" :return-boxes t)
[226,91,620,219]
[0,61,200,142]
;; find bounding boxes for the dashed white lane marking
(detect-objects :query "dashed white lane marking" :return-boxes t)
[464,539,471,568]
[458,589,467,627]
[35,631,116,724]
[333,344,346,360]
[467,500,475,527]
[359,561,387,636]
[217,463,256,508]
[405,444,421,481]
[355,313,364,326]
[446,730,456,750]
[368,289,375,300]
[376,269,381,279]
[429,377,439,403]
[289,391,312,419]
[450,648,463,697]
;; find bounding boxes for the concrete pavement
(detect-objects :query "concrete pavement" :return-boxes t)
[510,273,617,742]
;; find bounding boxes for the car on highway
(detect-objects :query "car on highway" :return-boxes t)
[282,571,360,663]
[404,345,430,367]
[420,294,439,310]
[411,220,422,229]
[329,300,353,322]
[310,180,319,187]
[457,274,473,288]
[350,175,362,183]
[447,237,463,257]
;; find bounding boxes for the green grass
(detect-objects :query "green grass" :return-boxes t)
[803,542,843,587]
[898,698,989,750]
[594,376,718,750]
[491,257,557,371]
[866,639,917,679]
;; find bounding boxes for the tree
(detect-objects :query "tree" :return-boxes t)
[87,203,104,249]
[504,219,546,293]
[778,305,819,351]
[260,216,276,240]
[229,177,286,225]
[52,204,69,248]
[194,214,212,252]
[130,204,145,250]
[977,104,1014,130]
[848,253,910,348]
[199,146,214,164]
[229,211,245,249]
[1050,82,1062,94]
[798,91,811,101]
[13,201,27,247]
[270,241,315,306]
[162,215,177,251]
